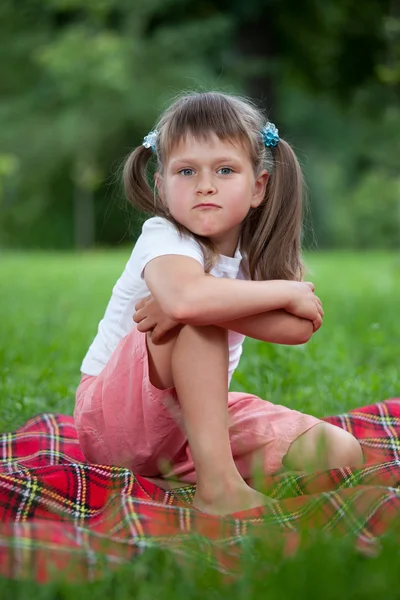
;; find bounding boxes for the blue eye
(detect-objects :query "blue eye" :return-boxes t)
[179,168,195,176]
[218,167,233,175]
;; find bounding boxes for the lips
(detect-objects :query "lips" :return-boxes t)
[193,203,221,209]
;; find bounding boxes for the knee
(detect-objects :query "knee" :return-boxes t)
[284,422,363,472]
[323,424,363,469]
[342,432,364,467]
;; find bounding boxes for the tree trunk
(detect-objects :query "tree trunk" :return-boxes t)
[236,17,278,119]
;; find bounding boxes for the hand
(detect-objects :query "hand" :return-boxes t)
[285,281,324,331]
[133,294,181,343]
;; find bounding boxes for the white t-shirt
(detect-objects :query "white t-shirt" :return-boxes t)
[81,217,246,385]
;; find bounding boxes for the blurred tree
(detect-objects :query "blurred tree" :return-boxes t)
[192,0,394,109]
[228,0,400,250]
[0,0,234,248]
[0,0,398,249]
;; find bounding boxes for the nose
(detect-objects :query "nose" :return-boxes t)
[195,173,217,196]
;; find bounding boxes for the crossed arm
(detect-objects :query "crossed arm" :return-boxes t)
[134,256,319,345]
[212,309,314,345]
[134,297,314,345]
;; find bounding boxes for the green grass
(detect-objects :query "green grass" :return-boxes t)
[1,250,400,597]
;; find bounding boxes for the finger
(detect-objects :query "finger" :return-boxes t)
[313,316,322,332]
[136,318,154,333]
[312,295,323,315]
[152,322,179,343]
[151,324,169,344]
[136,319,146,332]
[134,299,145,311]
[150,327,162,344]
[315,297,323,311]
[133,310,144,323]
[134,295,152,311]
[134,301,146,313]
[134,305,152,323]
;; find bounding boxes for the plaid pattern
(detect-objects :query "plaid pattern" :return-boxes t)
[1,400,400,582]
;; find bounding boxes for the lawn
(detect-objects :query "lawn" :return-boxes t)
[0,250,400,597]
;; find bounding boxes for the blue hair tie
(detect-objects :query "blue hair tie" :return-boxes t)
[261,123,280,148]
[143,130,159,153]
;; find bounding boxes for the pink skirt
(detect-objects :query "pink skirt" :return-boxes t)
[74,328,321,483]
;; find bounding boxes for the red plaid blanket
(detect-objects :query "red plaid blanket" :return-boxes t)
[1,400,400,582]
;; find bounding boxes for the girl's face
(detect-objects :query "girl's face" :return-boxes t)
[156,133,269,256]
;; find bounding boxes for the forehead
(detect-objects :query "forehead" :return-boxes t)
[165,132,250,163]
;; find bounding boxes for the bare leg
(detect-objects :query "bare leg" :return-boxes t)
[283,422,363,472]
[146,325,274,515]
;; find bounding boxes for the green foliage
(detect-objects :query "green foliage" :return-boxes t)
[2,534,400,598]
[0,0,235,248]
[377,15,400,86]
[279,84,400,250]
[0,0,399,249]
[333,171,400,249]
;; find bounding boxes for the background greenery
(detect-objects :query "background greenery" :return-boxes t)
[0,0,399,251]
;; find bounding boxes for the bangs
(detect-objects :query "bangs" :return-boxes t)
[159,93,254,159]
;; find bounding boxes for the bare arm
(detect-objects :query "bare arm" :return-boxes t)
[144,255,315,324]
[214,309,315,345]
[139,255,323,344]
[134,297,316,345]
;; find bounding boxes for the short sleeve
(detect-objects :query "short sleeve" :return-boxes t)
[133,217,205,278]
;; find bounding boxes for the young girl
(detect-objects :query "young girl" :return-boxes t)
[74,92,363,516]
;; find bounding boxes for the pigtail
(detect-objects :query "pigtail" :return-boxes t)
[242,139,304,281]
[123,145,168,217]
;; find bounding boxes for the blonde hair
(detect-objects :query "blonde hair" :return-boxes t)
[123,91,304,281]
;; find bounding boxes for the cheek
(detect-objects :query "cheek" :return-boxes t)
[231,181,252,203]
[229,184,254,218]
[172,178,188,193]
[164,179,188,209]
[169,177,191,195]
[231,204,249,222]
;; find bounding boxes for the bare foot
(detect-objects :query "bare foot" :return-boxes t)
[192,481,276,516]
[141,476,189,490]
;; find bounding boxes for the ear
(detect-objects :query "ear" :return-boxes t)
[154,172,165,201]
[251,169,269,208]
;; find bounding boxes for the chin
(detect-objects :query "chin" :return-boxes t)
[193,227,221,239]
